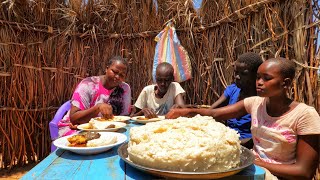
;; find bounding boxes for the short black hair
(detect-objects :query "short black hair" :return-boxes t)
[237,52,263,73]
[268,57,296,79]
[106,56,128,67]
[156,62,174,77]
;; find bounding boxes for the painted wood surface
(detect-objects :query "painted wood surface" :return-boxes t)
[22,121,265,180]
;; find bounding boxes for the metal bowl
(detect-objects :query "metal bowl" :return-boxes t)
[118,142,254,179]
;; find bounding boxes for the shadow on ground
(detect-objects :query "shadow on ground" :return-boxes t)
[0,163,36,179]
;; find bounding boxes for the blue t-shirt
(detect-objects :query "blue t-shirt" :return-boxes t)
[224,83,252,139]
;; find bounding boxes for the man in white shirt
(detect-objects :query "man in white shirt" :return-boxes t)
[131,62,185,118]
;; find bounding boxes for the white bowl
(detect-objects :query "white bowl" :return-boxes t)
[53,132,127,155]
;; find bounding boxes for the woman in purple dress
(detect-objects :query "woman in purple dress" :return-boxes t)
[58,56,131,137]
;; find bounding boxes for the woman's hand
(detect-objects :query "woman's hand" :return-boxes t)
[69,123,78,130]
[129,105,136,117]
[141,108,157,119]
[98,103,113,119]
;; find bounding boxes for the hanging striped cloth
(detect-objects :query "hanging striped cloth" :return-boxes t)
[152,23,192,83]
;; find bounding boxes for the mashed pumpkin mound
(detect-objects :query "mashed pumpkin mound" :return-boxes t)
[128,115,241,172]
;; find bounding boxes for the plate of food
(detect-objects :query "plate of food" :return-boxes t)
[92,116,131,122]
[77,120,126,132]
[53,131,127,155]
[131,116,165,124]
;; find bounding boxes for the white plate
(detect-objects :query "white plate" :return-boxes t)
[92,116,131,122]
[131,116,165,124]
[77,121,126,132]
[53,132,127,155]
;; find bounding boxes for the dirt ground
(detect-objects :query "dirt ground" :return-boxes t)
[0,163,36,180]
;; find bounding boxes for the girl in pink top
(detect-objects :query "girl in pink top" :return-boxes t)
[58,56,131,137]
[166,57,320,179]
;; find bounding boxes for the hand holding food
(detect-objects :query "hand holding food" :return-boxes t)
[98,103,114,119]
[69,123,78,130]
[141,108,158,119]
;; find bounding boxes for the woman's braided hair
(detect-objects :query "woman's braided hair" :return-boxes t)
[109,86,125,115]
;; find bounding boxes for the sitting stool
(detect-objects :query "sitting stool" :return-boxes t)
[49,100,71,152]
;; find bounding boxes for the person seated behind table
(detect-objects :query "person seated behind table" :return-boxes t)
[58,56,131,137]
[131,62,185,118]
[166,57,320,179]
[210,52,262,148]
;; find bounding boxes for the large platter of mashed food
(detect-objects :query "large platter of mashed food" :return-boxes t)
[118,115,254,179]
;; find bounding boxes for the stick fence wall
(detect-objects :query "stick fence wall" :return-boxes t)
[0,0,319,171]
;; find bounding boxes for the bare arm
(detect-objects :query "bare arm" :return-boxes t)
[210,94,227,109]
[254,135,319,179]
[130,106,142,117]
[174,93,185,106]
[166,100,248,121]
[70,103,113,124]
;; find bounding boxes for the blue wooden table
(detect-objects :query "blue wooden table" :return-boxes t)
[22,122,265,180]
